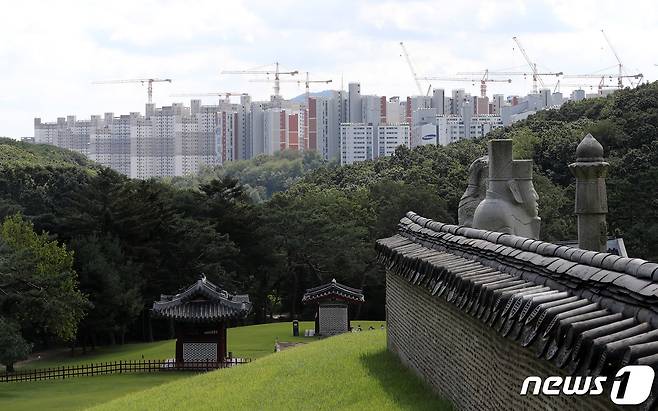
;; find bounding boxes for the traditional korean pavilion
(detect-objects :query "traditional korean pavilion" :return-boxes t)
[302,279,364,335]
[151,275,251,364]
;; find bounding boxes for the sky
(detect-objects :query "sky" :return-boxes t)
[1,0,657,137]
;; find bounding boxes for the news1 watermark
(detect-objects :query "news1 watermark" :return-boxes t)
[520,365,655,405]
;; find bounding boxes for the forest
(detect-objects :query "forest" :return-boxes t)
[1,81,658,371]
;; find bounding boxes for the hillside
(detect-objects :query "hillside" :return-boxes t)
[91,330,450,411]
[0,138,96,170]
[295,82,658,260]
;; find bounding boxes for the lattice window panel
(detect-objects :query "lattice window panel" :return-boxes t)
[183,342,217,362]
[319,305,348,335]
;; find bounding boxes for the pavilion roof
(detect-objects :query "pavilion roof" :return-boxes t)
[152,276,251,323]
[302,279,365,304]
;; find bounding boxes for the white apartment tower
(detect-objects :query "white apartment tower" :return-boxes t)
[377,124,410,157]
[432,89,445,114]
[348,82,362,123]
[340,124,373,165]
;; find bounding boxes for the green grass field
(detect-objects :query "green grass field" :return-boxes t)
[14,320,331,370]
[92,330,450,411]
[0,321,392,410]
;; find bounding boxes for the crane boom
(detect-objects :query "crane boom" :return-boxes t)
[418,76,512,97]
[221,62,298,98]
[458,71,562,77]
[92,78,172,104]
[249,72,331,102]
[170,92,247,97]
[601,29,625,89]
[512,36,544,93]
[399,42,424,96]
[562,72,642,94]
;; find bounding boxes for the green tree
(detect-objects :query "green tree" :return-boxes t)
[71,234,143,347]
[0,317,31,372]
[0,214,87,369]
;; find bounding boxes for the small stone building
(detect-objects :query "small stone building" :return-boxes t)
[151,275,251,364]
[302,279,364,335]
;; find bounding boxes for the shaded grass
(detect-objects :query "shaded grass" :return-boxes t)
[91,330,450,411]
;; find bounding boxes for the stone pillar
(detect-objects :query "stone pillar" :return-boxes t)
[569,134,609,252]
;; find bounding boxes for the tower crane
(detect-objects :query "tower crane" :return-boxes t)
[562,73,643,94]
[417,75,512,97]
[457,69,562,96]
[249,72,331,102]
[512,36,548,94]
[170,92,248,105]
[600,29,642,89]
[399,42,426,96]
[92,78,172,104]
[221,62,298,98]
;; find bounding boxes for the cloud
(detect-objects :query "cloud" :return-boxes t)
[0,0,656,137]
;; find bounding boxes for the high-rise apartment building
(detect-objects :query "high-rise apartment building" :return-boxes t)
[377,123,410,157]
[411,108,439,147]
[89,113,133,176]
[361,95,384,125]
[431,89,445,115]
[436,112,503,146]
[340,123,373,165]
[348,82,362,123]
[451,89,466,115]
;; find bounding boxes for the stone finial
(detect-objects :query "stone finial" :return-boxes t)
[472,139,541,239]
[576,133,604,162]
[569,134,609,252]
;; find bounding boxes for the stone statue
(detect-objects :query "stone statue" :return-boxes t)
[472,139,541,239]
[458,156,489,227]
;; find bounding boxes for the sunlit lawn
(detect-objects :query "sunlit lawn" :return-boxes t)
[92,330,450,411]
[0,321,388,410]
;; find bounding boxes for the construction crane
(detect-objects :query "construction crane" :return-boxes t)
[562,73,643,94]
[600,29,642,89]
[457,69,562,96]
[418,75,512,97]
[170,92,247,105]
[249,72,331,102]
[547,80,598,93]
[399,42,426,96]
[92,78,172,104]
[512,36,549,94]
[221,62,298,98]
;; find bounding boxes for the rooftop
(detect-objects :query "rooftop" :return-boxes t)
[302,279,365,304]
[151,276,251,323]
[376,211,658,377]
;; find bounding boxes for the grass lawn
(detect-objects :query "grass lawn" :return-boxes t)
[0,321,389,410]
[91,330,450,411]
[0,373,191,411]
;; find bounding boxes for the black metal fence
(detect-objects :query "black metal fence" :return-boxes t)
[1,358,251,383]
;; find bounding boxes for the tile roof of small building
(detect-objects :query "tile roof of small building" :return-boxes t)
[152,276,251,323]
[376,211,658,378]
[302,279,365,304]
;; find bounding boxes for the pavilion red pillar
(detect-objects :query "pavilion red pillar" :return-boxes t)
[175,327,183,364]
[217,322,227,362]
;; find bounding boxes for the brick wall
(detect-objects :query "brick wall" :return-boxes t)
[386,271,619,411]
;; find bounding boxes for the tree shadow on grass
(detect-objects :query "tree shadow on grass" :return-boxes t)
[360,348,453,411]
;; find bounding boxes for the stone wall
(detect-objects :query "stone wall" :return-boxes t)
[386,271,619,411]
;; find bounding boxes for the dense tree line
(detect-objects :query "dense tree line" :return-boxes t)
[161,149,327,201]
[1,82,657,368]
